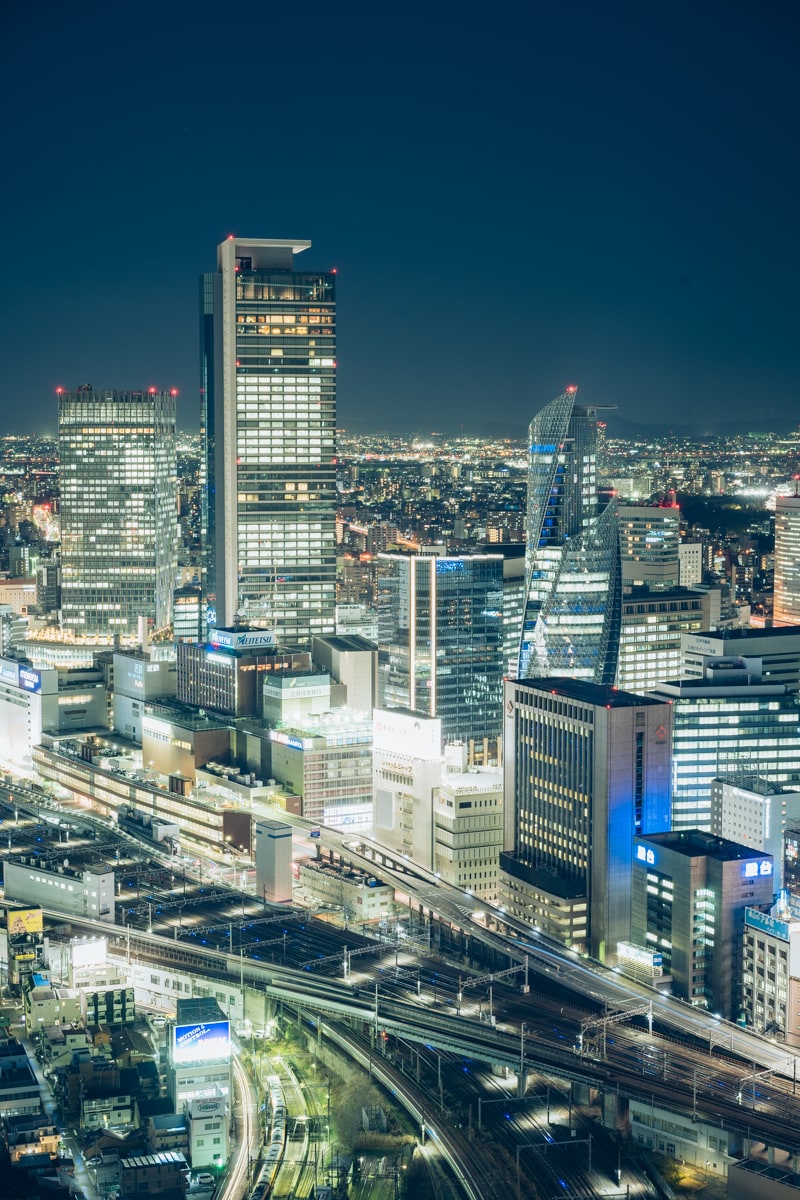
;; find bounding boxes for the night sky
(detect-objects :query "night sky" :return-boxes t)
[2,1,798,437]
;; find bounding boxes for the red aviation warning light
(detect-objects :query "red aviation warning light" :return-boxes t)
[565,384,578,394]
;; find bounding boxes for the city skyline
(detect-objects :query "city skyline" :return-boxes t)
[2,3,799,437]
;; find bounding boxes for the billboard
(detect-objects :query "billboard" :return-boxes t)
[373,709,441,760]
[71,937,108,972]
[18,666,42,693]
[209,629,277,652]
[172,1020,231,1065]
[7,907,44,937]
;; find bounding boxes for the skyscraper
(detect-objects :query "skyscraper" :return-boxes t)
[500,677,672,960]
[774,494,800,626]
[59,387,177,639]
[200,237,336,647]
[517,388,620,682]
[377,551,504,748]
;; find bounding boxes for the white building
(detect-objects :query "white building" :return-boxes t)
[618,504,680,591]
[3,860,115,924]
[113,650,177,743]
[681,626,800,691]
[255,820,292,904]
[372,709,442,871]
[774,494,800,626]
[628,1098,733,1178]
[267,708,373,830]
[434,767,503,901]
[0,657,108,769]
[710,774,800,890]
[185,1095,229,1169]
[678,541,703,588]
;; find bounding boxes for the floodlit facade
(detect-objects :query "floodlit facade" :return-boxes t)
[774,495,800,626]
[59,388,178,639]
[377,552,504,747]
[200,237,336,645]
[500,678,672,960]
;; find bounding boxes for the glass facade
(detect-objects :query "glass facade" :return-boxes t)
[518,389,599,677]
[201,238,336,646]
[59,389,177,639]
[669,694,800,831]
[526,501,622,685]
[377,553,504,745]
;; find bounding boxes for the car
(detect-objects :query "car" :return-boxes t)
[196,1174,215,1186]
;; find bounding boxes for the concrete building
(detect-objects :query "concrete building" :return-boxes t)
[710,774,800,890]
[186,1094,228,1168]
[177,630,311,719]
[168,998,231,1107]
[59,387,178,639]
[616,587,715,695]
[4,859,115,924]
[262,670,332,729]
[0,655,108,769]
[255,820,292,904]
[653,657,800,831]
[631,830,774,1016]
[681,626,800,691]
[297,858,394,926]
[742,900,800,1044]
[500,678,672,961]
[312,634,378,713]
[201,236,336,644]
[119,1151,189,1199]
[774,494,800,626]
[618,503,680,592]
[113,649,177,743]
[434,765,503,901]
[267,708,373,829]
[678,541,704,588]
[372,709,442,871]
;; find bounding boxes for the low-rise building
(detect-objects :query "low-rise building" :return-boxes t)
[4,857,115,924]
[119,1150,189,1199]
[5,1109,60,1164]
[185,1094,228,1168]
[298,858,394,926]
[741,901,800,1045]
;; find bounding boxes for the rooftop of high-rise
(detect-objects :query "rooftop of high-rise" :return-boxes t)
[513,677,668,708]
[639,829,772,863]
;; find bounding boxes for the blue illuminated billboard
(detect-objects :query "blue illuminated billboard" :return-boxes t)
[172,1020,231,1064]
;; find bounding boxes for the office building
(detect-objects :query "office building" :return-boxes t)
[616,587,714,694]
[710,773,800,890]
[681,626,800,691]
[200,237,336,645]
[618,503,680,592]
[59,388,178,640]
[434,765,503,901]
[177,629,310,719]
[372,709,442,871]
[678,541,703,588]
[742,900,800,1043]
[631,831,773,1016]
[268,708,373,829]
[113,649,177,744]
[377,552,504,750]
[500,678,672,960]
[774,494,800,626]
[516,388,622,684]
[173,585,203,643]
[186,1095,229,1168]
[653,657,800,831]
